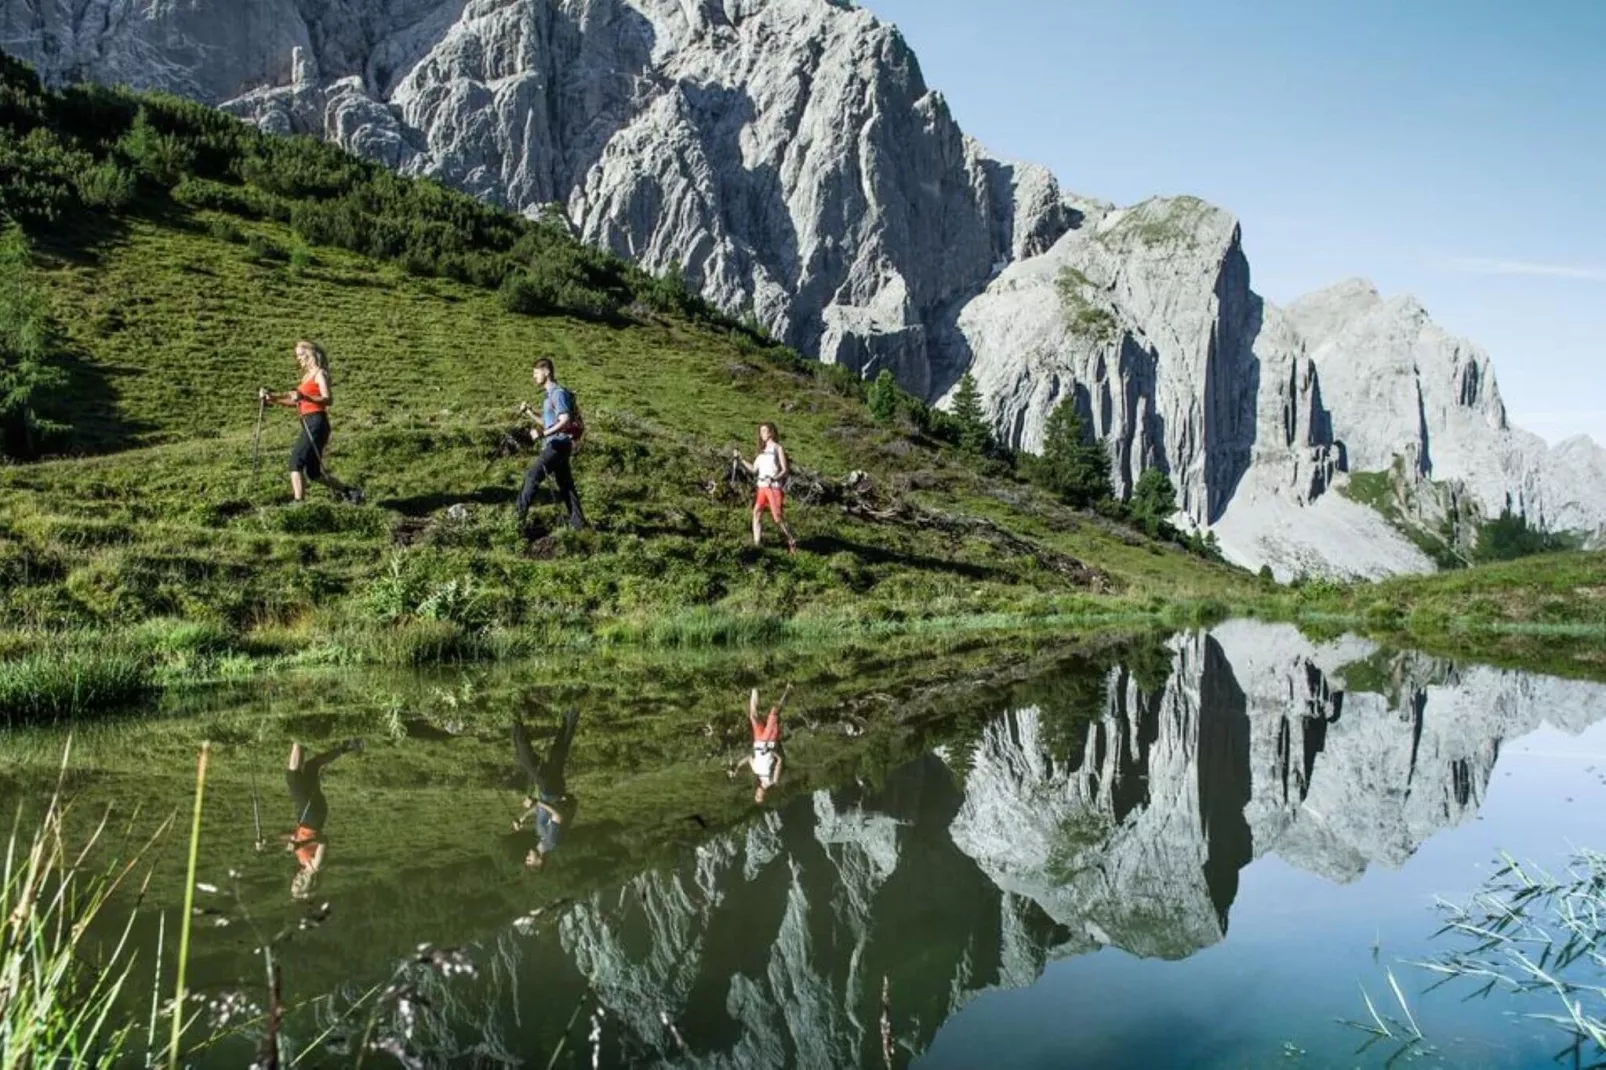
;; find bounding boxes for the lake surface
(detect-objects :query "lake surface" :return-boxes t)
[5,621,1606,1068]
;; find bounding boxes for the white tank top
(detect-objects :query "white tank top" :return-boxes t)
[752,743,779,784]
[754,442,782,486]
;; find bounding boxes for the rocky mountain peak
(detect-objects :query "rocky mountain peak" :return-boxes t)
[1,0,1601,576]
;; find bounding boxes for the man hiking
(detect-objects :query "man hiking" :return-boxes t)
[515,358,587,534]
[511,708,581,869]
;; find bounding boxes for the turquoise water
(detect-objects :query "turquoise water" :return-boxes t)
[6,621,1606,1068]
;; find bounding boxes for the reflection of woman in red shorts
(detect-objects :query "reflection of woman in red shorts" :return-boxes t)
[734,422,797,553]
[730,684,791,804]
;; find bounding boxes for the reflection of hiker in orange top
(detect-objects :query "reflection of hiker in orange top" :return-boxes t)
[733,423,797,553]
[283,738,362,900]
[262,340,362,504]
[729,685,791,804]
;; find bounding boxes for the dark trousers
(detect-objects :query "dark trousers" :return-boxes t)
[516,439,585,529]
[513,710,580,798]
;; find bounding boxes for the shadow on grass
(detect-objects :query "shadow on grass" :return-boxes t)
[799,533,1006,583]
[377,485,517,517]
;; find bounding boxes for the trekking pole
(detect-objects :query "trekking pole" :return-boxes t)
[249,392,267,497]
[250,764,265,853]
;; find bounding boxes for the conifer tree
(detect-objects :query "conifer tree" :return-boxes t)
[951,372,991,455]
[1037,399,1111,507]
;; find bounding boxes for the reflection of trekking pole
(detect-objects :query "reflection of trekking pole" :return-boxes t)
[251,764,266,852]
[249,392,267,497]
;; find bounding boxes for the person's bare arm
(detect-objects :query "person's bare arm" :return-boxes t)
[543,413,573,439]
[728,755,753,778]
[775,444,789,480]
[732,450,754,474]
[537,800,563,823]
[770,756,783,785]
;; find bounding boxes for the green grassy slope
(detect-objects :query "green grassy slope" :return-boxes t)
[0,211,1248,695]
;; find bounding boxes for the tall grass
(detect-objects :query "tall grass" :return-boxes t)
[0,748,167,1068]
[0,650,153,724]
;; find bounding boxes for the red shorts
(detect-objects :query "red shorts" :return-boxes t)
[754,486,784,520]
[752,710,780,743]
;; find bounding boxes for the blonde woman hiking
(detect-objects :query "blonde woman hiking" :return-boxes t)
[733,422,797,553]
[262,340,362,504]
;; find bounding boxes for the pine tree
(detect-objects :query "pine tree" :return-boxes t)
[0,225,67,459]
[1036,399,1111,507]
[1130,467,1178,534]
[951,372,991,455]
[867,369,900,424]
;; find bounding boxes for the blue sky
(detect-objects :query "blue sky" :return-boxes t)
[860,0,1605,446]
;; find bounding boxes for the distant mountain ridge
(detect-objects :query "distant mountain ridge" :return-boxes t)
[3,0,1601,577]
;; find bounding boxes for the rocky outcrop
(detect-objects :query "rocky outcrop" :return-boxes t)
[3,0,1602,575]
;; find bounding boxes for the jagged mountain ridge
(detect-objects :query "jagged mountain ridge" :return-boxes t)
[373,621,1606,1067]
[3,0,1602,578]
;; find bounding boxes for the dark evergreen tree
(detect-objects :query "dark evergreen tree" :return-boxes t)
[1130,467,1178,533]
[0,225,67,459]
[1036,399,1112,507]
[951,372,991,455]
[867,369,900,424]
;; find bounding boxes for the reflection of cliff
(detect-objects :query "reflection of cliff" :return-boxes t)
[550,756,1074,1067]
[395,623,1606,1067]
[948,621,1606,968]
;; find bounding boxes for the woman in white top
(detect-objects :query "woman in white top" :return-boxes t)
[733,422,797,553]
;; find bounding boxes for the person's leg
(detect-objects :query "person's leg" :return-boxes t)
[301,740,358,778]
[543,709,579,773]
[550,446,586,530]
[290,471,306,502]
[512,718,541,780]
[287,742,305,771]
[768,491,796,551]
[751,499,764,547]
[515,445,558,523]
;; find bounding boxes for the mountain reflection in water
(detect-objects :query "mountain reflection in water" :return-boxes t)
[16,621,1606,1068]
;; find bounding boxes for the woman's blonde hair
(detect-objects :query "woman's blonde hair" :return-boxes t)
[296,340,329,373]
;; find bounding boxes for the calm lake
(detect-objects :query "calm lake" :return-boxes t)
[5,620,1606,1068]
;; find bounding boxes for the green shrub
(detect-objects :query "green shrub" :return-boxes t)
[208,217,244,244]
[72,161,136,209]
[244,232,286,263]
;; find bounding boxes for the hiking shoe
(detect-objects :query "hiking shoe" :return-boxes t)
[344,487,366,505]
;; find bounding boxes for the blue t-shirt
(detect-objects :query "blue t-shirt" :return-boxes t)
[543,384,576,443]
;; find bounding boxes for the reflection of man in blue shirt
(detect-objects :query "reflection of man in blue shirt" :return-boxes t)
[512,708,580,869]
[514,358,587,533]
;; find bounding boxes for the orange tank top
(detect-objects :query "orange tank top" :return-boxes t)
[296,372,328,416]
[293,824,321,867]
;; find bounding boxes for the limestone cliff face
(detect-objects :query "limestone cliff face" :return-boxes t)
[3,0,1601,574]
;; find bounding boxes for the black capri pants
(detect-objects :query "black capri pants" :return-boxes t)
[290,411,331,479]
